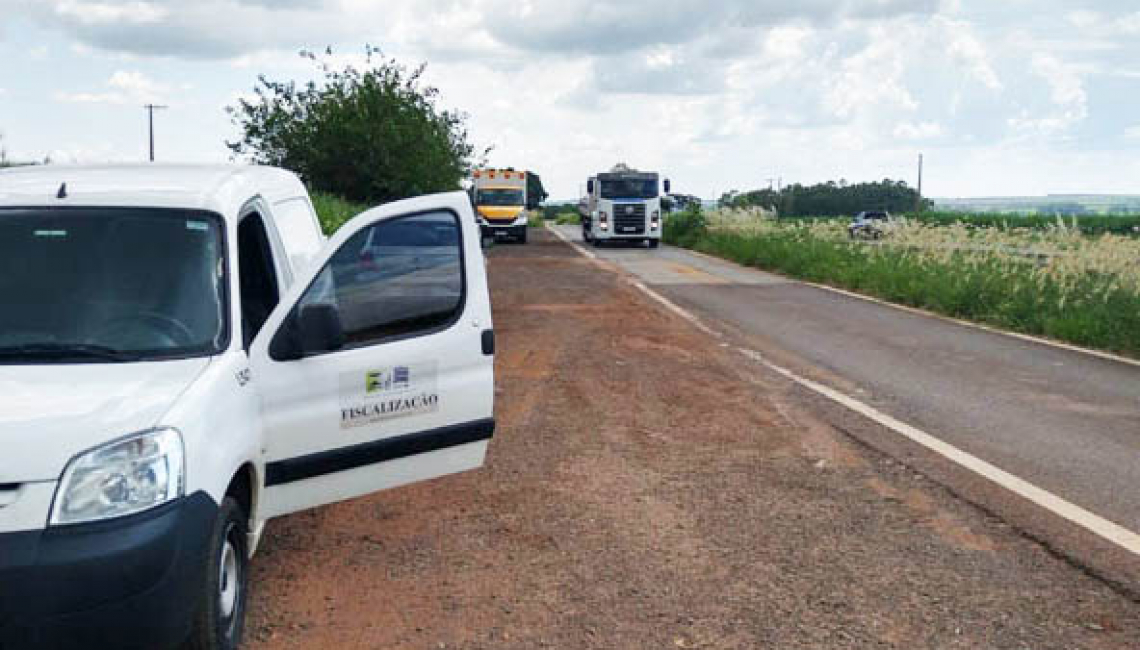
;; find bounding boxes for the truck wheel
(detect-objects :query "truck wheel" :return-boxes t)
[184,497,249,650]
[648,239,660,249]
[518,228,528,244]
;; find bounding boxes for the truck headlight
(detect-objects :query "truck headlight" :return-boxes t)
[51,428,185,525]
[651,210,661,230]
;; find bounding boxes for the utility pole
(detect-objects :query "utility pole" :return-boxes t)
[144,104,168,162]
[915,153,924,213]
[766,178,776,192]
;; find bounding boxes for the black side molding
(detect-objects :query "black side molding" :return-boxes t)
[265,418,496,487]
[481,329,495,356]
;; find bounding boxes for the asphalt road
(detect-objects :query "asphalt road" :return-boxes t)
[553,225,1140,576]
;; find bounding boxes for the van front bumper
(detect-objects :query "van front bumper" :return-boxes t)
[0,491,217,650]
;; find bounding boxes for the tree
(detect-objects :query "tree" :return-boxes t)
[227,46,487,204]
[526,172,549,209]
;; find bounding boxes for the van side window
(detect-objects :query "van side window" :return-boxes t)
[237,213,281,349]
[298,211,464,348]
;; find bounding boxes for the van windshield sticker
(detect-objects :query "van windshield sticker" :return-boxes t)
[186,220,210,232]
[34,229,68,238]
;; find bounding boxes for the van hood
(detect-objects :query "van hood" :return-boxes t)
[0,358,210,483]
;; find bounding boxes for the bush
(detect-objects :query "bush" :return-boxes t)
[555,211,581,225]
[228,46,482,204]
[663,207,708,248]
[310,192,367,235]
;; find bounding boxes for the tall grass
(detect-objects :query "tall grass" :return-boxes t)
[667,209,1140,357]
[311,191,368,235]
[789,211,1140,236]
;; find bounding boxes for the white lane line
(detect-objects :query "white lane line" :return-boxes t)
[547,224,721,338]
[678,246,1140,370]
[548,223,1140,557]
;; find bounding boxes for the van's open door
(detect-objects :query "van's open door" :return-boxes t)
[249,192,494,518]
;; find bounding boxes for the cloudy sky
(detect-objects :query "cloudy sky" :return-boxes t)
[0,0,1138,200]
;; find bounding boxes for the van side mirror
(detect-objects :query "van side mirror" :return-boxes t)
[586,179,595,194]
[664,179,672,194]
[269,304,346,361]
[298,304,346,354]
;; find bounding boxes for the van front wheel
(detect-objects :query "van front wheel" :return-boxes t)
[184,497,249,650]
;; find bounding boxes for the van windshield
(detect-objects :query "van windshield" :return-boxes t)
[0,208,228,363]
[476,189,524,207]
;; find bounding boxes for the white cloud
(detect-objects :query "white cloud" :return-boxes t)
[53,0,167,25]
[56,70,172,104]
[894,122,944,140]
[1009,53,1088,135]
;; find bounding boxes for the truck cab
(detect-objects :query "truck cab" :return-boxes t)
[582,169,670,248]
[0,164,495,650]
[472,168,528,243]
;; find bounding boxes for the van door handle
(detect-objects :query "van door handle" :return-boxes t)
[481,330,495,356]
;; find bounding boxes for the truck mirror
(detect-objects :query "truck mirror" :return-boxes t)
[664,179,672,194]
[586,179,594,194]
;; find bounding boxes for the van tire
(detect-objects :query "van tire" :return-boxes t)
[183,497,249,650]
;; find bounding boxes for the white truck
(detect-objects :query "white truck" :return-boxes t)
[581,166,670,248]
[0,164,495,650]
[472,168,528,243]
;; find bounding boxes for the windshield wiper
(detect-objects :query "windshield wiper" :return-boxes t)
[0,343,142,363]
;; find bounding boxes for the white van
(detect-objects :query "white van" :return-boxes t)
[0,165,495,650]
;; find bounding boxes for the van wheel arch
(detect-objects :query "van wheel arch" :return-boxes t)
[224,464,258,526]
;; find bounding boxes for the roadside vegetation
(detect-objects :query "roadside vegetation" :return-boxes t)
[793,211,1140,236]
[228,46,486,204]
[665,208,1140,357]
[311,191,367,235]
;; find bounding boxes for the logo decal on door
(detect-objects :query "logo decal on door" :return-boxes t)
[340,362,439,429]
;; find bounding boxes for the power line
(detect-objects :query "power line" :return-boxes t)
[144,104,168,162]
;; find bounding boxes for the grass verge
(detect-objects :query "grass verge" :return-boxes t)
[665,211,1140,358]
[311,191,368,235]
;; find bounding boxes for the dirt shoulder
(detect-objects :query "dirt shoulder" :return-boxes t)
[244,230,1139,649]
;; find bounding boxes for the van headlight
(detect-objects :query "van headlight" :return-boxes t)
[51,428,185,525]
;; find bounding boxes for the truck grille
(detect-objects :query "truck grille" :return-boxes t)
[612,203,646,234]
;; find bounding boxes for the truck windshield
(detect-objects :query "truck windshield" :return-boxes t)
[600,179,659,200]
[476,189,524,207]
[0,208,228,363]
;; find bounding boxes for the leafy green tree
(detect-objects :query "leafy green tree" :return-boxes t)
[720,179,932,217]
[227,47,486,204]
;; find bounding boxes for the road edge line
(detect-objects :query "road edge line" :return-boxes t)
[677,244,1140,370]
[546,224,721,338]
[547,222,1140,558]
[737,348,1140,556]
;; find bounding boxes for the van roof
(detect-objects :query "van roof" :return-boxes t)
[0,164,306,215]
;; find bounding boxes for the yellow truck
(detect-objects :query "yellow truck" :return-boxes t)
[472,168,529,244]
